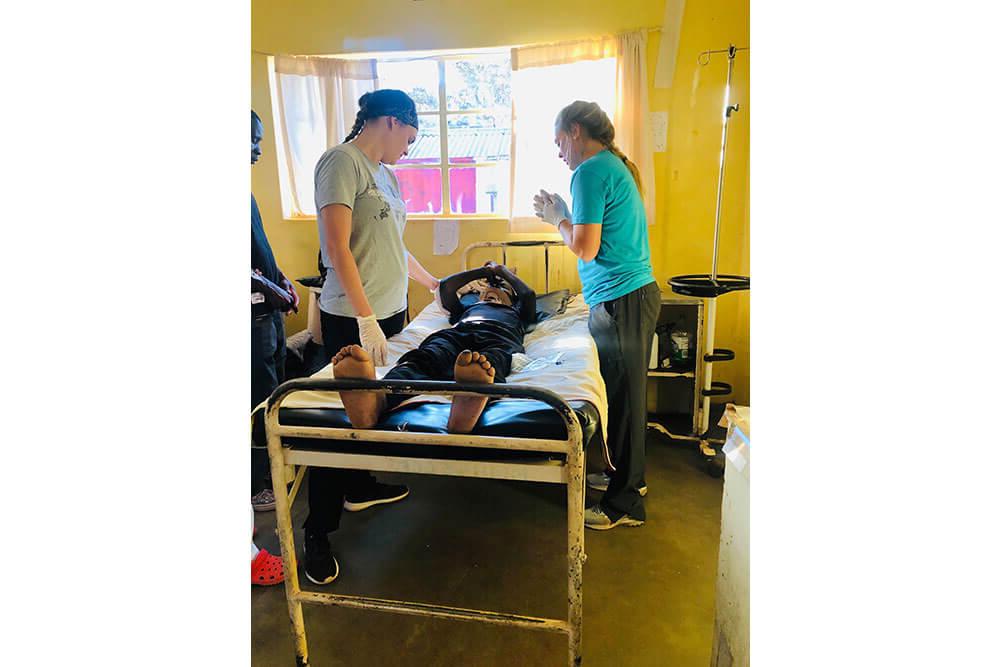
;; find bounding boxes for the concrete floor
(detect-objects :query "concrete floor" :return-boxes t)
[252,430,723,666]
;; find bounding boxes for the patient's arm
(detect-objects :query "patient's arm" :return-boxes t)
[438,266,493,318]
[493,264,536,324]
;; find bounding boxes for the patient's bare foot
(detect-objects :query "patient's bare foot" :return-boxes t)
[448,350,495,434]
[332,345,385,429]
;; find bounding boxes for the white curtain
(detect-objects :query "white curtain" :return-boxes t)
[509,31,655,232]
[614,30,656,228]
[271,56,377,217]
[511,36,616,70]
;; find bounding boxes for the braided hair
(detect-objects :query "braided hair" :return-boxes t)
[343,110,365,143]
[555,101,643,197]
[344,89,419,143]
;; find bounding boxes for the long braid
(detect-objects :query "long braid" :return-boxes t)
[343,92,371,142]
[343,110,366,143]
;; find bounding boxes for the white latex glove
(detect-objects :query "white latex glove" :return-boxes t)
[356,314,388,366]
[550,193,571,223]
[533,189,570,226]
[532,191,548,218]
[431,287,443,309]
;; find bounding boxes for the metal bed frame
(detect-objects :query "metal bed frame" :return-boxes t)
[461,239,567,294]
[266,240,589,666]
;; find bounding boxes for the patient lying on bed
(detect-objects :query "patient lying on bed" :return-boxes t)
[333,261,537,433]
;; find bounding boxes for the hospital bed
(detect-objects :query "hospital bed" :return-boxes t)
[260,240,608,666]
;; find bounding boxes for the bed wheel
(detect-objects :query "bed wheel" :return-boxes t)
[703,453,725,478]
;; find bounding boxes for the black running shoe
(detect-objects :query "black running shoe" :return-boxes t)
[303,533,339,585]
[343,481,410,512]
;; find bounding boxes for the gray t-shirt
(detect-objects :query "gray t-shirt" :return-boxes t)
[313,143,408,319]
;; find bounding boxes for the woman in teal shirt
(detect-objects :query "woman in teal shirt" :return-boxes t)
[534,101,660,530]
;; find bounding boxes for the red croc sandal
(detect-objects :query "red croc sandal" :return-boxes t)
[251,549,285,586]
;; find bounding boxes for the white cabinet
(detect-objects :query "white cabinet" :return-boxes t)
[711,405,750,667]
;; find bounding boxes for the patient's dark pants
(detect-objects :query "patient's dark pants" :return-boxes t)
[588,281,660,521]
[382,322,520,409]
[304,320,522,535]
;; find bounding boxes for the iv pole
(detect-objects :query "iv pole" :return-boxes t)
[706,44,748,279]
[664,44,750,476]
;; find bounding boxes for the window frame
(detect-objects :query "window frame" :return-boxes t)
[385,52,513,220]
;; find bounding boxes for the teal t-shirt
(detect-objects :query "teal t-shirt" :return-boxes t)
[570,149,655,307]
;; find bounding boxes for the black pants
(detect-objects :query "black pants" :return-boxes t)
[305,308,407,535]
[382,323,521,409]
[588,282,660,521]
[251,311,285,495]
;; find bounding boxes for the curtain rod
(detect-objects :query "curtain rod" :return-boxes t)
[252,26,663,58]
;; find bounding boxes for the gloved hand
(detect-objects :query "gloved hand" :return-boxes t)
[431,287,443,309]
[356,314,388,366]
[532,189,570,226]
[550,193,571,223]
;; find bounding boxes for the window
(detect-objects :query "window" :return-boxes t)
[378,54,512,217]
[269,48,620,222]
[273,70,370,218]
[268,56,377,219]
[510,58,617,222]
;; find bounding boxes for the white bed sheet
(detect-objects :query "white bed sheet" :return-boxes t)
[282,295,609,442]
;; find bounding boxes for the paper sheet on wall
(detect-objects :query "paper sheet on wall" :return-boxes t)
[433,219,459,255]
[651,112,668,152]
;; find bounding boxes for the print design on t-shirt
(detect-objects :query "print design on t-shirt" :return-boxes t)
[357,183,392,221]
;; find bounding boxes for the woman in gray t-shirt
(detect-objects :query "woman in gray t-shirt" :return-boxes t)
[313,89,439,365]
[305,89,438,585]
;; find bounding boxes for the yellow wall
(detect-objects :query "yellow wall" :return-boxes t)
[650,0,750,403]
[251,0,749,404]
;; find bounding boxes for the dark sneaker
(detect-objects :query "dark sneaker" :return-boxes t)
[343,481,410,512]
[583,505,644,531]
[585,473,647,497]
[303,534,339,585]
[251,488,276,512]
